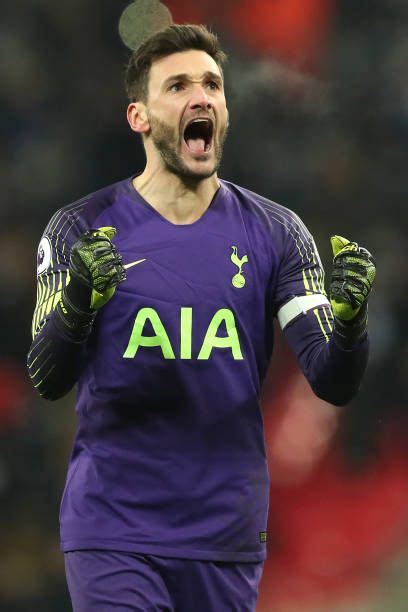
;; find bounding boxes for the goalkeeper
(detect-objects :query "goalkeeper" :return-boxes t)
[27,23,375,612]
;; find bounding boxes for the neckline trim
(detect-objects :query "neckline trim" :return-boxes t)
[125,174,225,228]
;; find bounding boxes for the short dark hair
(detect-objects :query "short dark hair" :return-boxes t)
[125,24,227,103]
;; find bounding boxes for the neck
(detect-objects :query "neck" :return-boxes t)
[133,158,220,225]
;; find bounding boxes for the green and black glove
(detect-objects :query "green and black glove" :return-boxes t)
[329,235,376,345]
[56,226,126,338]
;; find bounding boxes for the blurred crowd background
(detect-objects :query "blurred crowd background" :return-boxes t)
[1,0,407,610]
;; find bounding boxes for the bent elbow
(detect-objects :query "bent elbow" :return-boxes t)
[310,381,357,407]
[37,387,68,402]
[27,370,73,402]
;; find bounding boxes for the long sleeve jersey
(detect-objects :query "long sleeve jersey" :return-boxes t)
[27,176,368,561]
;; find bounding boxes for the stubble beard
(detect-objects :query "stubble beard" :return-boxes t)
[146,111,229,181]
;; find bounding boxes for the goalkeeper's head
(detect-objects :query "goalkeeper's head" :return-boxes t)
[125,24,229,181]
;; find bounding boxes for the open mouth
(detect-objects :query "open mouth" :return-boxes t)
[183,118,214,155]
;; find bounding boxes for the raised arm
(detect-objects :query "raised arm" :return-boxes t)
[274,219,375,406]
[27,221,125,400]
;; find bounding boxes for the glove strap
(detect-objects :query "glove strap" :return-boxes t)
[54,285,96,341]
[65,268,94,311]
[333,304,368,349]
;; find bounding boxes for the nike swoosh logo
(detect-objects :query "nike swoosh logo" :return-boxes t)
[124,258,146,270]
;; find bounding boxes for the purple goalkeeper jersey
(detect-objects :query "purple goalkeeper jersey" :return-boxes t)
[28,175,368,561]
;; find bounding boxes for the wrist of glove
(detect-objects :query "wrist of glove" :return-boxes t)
[54,286,96,340]
[329,235,376,348]
[54,227,126,339]
[332,303,368,348]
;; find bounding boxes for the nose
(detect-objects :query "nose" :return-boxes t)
[189,84,213,111]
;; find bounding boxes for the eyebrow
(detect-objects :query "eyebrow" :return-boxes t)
[162,71,223,89]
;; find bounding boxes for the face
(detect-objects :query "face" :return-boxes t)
[143,49,229,180]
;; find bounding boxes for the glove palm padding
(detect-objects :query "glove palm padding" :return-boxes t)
[330,235,376,321]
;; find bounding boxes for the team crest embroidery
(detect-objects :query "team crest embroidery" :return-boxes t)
[230,246,248,288]
[37,236,51,275]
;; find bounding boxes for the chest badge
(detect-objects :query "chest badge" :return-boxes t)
[230,246,249,288]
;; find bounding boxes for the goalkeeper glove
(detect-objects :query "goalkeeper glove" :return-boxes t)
[56,226,126,338]
[329,235,376,344]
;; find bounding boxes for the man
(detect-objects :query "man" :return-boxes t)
[27,24,375,612]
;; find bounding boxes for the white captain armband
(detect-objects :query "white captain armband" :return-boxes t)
[277,294,330,330]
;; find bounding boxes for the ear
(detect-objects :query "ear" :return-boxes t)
[127,102,150,134]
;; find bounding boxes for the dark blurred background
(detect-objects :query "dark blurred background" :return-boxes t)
[1,1,407,610]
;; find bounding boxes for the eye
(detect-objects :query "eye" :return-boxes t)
[169,82,184,92]
[207,80,220,90]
